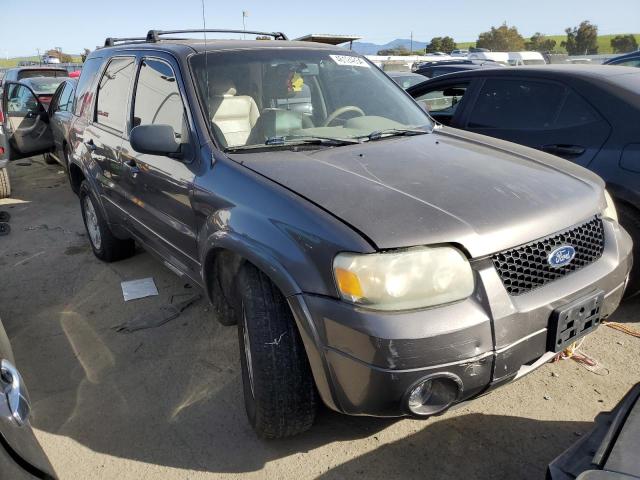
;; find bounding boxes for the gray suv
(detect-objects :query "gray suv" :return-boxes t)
[1,29,633,438]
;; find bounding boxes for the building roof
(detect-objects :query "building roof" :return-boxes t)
[293,34,362,45]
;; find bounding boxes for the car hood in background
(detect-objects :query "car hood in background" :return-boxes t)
[231,128,604,257]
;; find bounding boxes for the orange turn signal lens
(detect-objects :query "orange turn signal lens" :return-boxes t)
[335,268,364,299]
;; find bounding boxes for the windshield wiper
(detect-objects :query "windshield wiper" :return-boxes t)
[224,135,360,153]
[264,135,361,146]
[361,128,430,142]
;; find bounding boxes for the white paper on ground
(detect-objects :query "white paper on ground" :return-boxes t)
[121,278,159,302]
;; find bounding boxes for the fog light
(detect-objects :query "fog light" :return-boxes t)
[405,374,462,416]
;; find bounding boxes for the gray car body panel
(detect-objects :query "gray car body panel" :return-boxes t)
[42,40,633,418]
[233,127,605,257]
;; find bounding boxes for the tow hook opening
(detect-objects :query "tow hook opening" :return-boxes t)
[404,373,463,417]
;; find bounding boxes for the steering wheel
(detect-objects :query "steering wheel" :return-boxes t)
[323,105,365,127]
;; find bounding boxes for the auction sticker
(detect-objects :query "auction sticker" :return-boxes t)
[330,54,370,68]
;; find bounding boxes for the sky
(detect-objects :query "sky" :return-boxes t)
[1,0,639,57]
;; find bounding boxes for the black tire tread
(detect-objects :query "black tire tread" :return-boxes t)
[617,202,640,297]
[0,168,10,199]
[80,181,135,262]
[239,265,317,438]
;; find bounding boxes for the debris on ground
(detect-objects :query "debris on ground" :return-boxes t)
[112,294,201,333]
[603,321,640,338]
[121,277,159,302]
[553,339,609,376]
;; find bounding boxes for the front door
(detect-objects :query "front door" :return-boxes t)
[1,82,54,160]
[119,56,200,278]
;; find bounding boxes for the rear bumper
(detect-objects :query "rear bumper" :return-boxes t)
[289,219,633,417]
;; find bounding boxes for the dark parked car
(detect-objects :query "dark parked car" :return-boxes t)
[386,71,426,89]
[0,316,56,478]
[1,30,632,439]
[0,67,68,97]
[604,51,640,68]
[414,59,502,79]
[44,78,77,168]
[408,65,640,295]
[548,383,640,479]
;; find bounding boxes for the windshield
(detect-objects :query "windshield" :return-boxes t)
[26,77,66,95]
[190,49,432,150]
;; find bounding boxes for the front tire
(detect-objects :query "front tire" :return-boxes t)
[237,264,317,438]
[79,181,135,262]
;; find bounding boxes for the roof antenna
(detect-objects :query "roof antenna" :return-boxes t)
[201,0,210,115]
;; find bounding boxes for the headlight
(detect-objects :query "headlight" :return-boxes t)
[333,246,474,311]
[603,190,618,222]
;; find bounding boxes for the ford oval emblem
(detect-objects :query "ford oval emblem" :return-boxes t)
[548,245,576,268]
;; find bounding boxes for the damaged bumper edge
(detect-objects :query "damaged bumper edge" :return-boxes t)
[288,220,633,418]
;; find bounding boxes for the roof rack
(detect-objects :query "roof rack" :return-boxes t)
[145,29,288,42]
[104,36,148,47]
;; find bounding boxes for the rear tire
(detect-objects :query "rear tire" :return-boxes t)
[0,168,10,199]
[237,264,317,438]
[79,181,135,262]
[618,203,640,298]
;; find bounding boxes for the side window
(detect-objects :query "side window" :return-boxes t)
[95,57,135,132]
[56,83,74,112]
[615,59,640,68]
[554,90,598,128]
[132,59,187,141]
[468,79,566,129]
[415,84,468,113]
[73,57,103,117]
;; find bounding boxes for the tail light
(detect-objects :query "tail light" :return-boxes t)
[0,109,4,123]
[38,95,52,107]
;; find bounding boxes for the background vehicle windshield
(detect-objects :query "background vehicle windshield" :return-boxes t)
[17,69,67,80]
[190,49,432,149]
[26,77,66,95]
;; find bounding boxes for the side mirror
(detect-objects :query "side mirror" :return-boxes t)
[130,124,182,158]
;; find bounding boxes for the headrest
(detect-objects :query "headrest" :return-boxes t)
[212,78,237,96]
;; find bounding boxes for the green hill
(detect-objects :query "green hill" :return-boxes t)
[456,33,640,54]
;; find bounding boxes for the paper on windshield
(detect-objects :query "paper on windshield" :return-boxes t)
[329,55,370,68]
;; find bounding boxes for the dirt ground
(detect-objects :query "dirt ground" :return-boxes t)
[1,157,639,480]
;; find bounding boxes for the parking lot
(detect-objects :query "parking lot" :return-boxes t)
[0,157,637,479]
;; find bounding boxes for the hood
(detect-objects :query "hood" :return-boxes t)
[231,128,604,258]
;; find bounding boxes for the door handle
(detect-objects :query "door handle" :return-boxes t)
[85,139,97,152]
[542,144,586,157]
[123,158,140,177]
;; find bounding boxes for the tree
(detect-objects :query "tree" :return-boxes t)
[562,21,598,55]
[525,32,557,52]
[476,23,525,51]
[611,34,638,53]
[425,36,456,53]
[46,48,73,63]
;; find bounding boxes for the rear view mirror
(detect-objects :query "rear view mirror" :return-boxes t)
[130,124,182,158]
[443,88,466,97]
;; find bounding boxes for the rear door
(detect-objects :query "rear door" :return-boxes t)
[49,81,75,165]
[1,81,54,160]
[82,56,136,219]
[462,77,611,166]
[118,55,200,277]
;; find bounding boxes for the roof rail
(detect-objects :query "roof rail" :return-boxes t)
[145,29,288,42]
[104,36,148,47]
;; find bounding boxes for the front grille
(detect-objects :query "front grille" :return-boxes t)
[492,217,605,296]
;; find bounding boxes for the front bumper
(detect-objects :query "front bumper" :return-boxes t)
[288,219,633,417]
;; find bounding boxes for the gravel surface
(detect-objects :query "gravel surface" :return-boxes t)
[1,158,638,480]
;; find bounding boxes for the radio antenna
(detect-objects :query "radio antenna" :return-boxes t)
[201,0,210,117]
